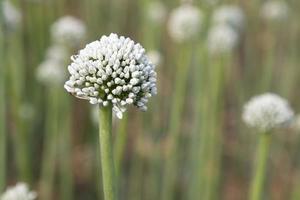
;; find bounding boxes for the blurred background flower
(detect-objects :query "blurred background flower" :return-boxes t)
[1,183,36,200]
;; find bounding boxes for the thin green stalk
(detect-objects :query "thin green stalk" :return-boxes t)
[191,57,225,200]
[161,44,192,200]
[249,132,272,200]
[128,150,144,200]
[7,36,31,183]
[0,0,6,191]
[290,175,300,200]
[203,57,226,200]
[99,104,117,200]
[59,96,73,200]
[40,88,60,200]
[114,114,128,179]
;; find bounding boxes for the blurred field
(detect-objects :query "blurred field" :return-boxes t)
[1,0,300,199]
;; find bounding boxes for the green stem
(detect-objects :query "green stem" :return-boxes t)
[59,96,73,200]
[99,105,117,200]
[161,44,191,200]
[114,114,128,179]
[202,57,226,200]
[40,88,60,200]
[0,0,6,191]
[249,132,272,200]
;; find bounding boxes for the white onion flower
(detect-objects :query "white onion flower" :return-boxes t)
[168,4,203,43]
[147,50,162,67]
[212,5,245,31]
[36,59,66,86]
[45,45,69,63]
[64,33,157,119]
[1,183,37,200]
[207,24,239,55]
[242,93,294,131]
[261,0,289,22]
[3,0,21,31]
[147,1,167,25]
[51,16,86,47]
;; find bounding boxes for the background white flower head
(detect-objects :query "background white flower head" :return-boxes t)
[64,33,157,119]
[147,1,167,25]
[147,50,162,67]
[168,4,203,43]
[207,24,239,55]
[51,16,86,47]
[261,0,289,22]
[45,45,69,63]
[291,115,300,131]
[242,93,294,131]
[1,183,37,200]
[36,59,66,86]
[212,5,245,32]
[3,0,21,31]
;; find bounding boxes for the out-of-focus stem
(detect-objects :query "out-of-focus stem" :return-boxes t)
[0,0,6,191]
[40,88,59,200]
[249,132,272,200]
[161,44,191,200]
[59,96,73,200]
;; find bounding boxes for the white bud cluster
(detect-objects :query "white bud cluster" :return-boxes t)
[147,1,167,25]
[261,0,289,22]
[36,45,68,86]
[207,23,239,55]
[51,16,86,47]
[64,33,157,119]
[1,183,37,200]
[212,5,245,31]
[242,93,294,131]
[168,4,203,43]
[3,0,21,31]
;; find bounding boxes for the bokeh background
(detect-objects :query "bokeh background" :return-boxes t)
[1,0,300,199]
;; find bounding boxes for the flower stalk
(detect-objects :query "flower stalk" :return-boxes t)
[0,1,6,191]
[99,104,117,200]
[249,132,272,200]
[161,44,192,200]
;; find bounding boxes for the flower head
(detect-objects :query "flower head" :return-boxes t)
[212,5,245,31]
[261,0,289,22]
[242,93,294,131]
[64,33,157,119]
[51,16,86,47]
[207,24,239,55]
[3,0,21,31]
[147,1,167,25]
[1,183,37,200]
[168,4,203,43]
